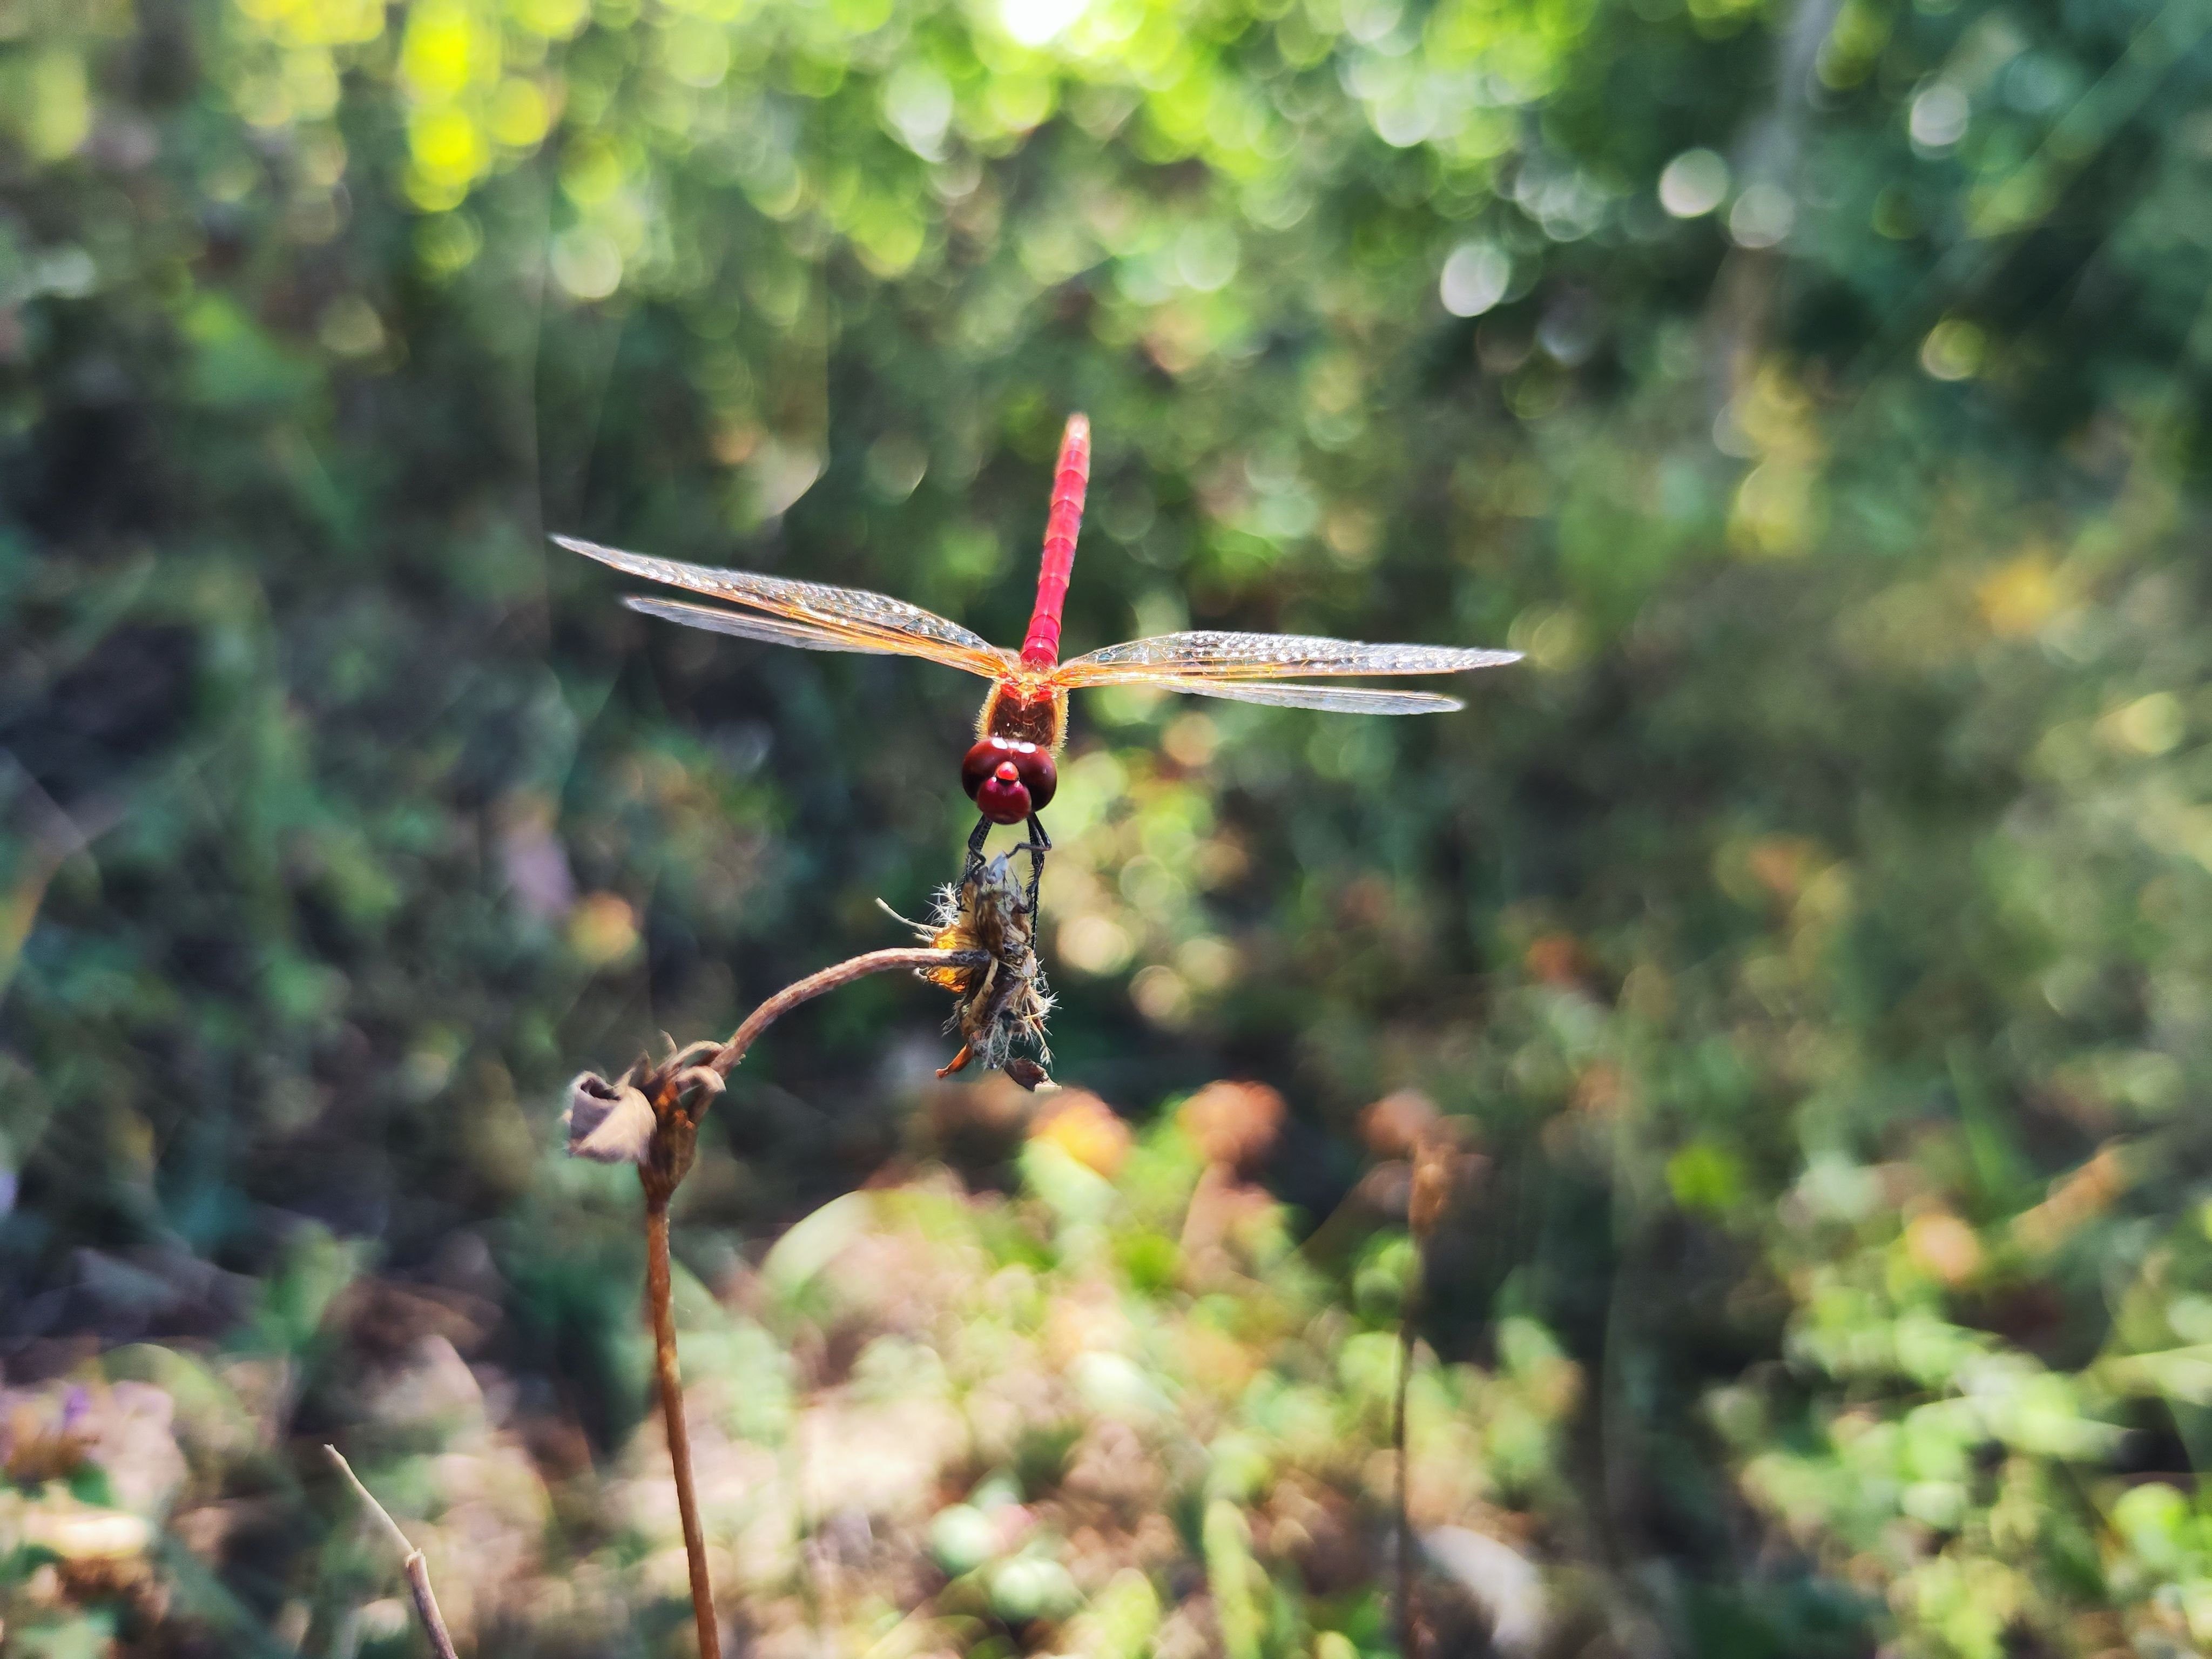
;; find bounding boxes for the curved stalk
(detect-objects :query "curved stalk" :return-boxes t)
[638,944,986,1659]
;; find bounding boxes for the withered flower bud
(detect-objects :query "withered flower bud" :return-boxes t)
[564,1070,657,1165]
[1408,1121,1486,1244]
[1004,1057,1055,1092]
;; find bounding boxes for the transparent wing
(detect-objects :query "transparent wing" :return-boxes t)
[558,535,1009,678]
[624,596,896,654]
[1099,675,1467,714]
[1055,630,1520,686]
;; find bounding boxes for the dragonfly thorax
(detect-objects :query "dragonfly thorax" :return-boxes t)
[979,676,1067,750]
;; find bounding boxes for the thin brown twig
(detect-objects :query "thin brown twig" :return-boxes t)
[636,944,987,1659]
[707,948,986,1079]
[646,1196,720,1659]
[1394,1258,1422,1659]
[327,1445,461,1659]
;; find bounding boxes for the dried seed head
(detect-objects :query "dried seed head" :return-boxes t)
[889,850,1054,1079]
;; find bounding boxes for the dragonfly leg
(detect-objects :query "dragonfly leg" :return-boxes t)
[1023,812,1052,919]
[964,813,992,884]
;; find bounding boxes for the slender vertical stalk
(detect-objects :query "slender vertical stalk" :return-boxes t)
[598,945,983,1659]
[1393,1260,1421,1659]
[646,1195,721,1659]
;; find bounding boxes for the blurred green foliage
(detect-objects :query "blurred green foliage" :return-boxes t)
[4,0,2212,1650]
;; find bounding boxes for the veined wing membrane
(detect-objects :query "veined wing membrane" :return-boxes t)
[624,596,895,654]
[558,535,1007,678]
[1055,630,1521,686]
[1101,676,1466,714]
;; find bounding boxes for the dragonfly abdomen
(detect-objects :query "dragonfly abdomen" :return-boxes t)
[1018,413,1090,670]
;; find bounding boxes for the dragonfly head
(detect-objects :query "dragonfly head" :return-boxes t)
[962,736,1057,825]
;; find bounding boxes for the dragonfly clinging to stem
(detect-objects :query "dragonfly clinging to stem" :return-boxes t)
[557,414,1519,915]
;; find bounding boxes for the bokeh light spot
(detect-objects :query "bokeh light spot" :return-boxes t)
[551,226,623,299]
[1728,183,1794,248]
[1910,82,1968,151]
[1920,318,1984,381]
[1060,913,1135,974]
[662,18,733,89]
[567,892,640,966]
[884,63,954,156]
[1658,148,1729,218]
[1000,0,1088,47]
[1439,241,1510,316]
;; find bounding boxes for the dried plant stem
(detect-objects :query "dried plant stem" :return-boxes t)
[638,945,986,1659]
[326,1445,460,1659]
[646,1196,720,1659]
[1393,1262,1422,1659]
[707,948,983,1078]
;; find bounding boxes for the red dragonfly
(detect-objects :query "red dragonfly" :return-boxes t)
[557,414,1518,906]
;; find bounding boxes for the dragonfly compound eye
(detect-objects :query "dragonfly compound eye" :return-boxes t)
[962,737,1057,822]
[962,737,1031,824]
[961,737,1009,799]
[1008,744,1056,811]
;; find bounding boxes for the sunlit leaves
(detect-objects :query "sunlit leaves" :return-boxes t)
[0,49,93,160]
[217,0,1589,306]
[235,0,387,46]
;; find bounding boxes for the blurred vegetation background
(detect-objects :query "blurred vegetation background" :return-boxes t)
[4,0,2212,1651]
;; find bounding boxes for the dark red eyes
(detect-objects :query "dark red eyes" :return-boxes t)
[961,737,1056,825]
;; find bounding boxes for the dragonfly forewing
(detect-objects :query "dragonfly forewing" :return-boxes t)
[558,535,1008,677]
